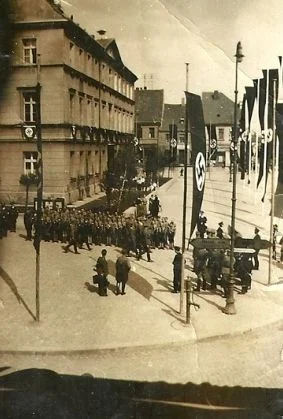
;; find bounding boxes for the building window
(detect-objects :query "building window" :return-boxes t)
[23,39,37,64]
[23,91,37,122]
[23,152,38,174]
[149,127,155,138]
[179,134,185,144]
[69,42,75,64]
[79,96,84,125]
[69,91,75,121]
[218,128,225,141]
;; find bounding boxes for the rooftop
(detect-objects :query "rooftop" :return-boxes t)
[202,91,234,125]
[135,89,164,123]
[161,104,186,130]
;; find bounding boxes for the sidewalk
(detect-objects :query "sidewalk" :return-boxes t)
[0,167,283,354]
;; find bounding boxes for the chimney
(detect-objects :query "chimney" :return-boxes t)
[97,29,107,39]
[212,90,219,100]
[181,97,185,106]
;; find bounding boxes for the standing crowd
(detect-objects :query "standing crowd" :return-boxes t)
[0,204,19,239]
[183,212,263,296]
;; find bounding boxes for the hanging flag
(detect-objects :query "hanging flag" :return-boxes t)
[185,92,206,238]
[275,57,283,216]
[209,125,217,161]
[245,86,256,183]
[258,69,278,201]
[169,123,178,162]
[239,93,247,179]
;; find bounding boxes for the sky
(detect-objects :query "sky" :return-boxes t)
[60,0,283,103]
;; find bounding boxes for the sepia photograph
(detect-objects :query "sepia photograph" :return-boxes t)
[0,0,283,417]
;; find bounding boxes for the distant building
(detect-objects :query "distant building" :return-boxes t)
[202,90,235,167]
[134,88,164,170]
[159,103,190,165]
[0,0,137,205]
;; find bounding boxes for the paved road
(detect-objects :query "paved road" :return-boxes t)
[1,320,283,417]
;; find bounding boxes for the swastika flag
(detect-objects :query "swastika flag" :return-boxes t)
[185,92,206,238]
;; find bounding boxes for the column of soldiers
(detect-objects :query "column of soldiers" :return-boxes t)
[23,207,177,258]
[0,204,19,239]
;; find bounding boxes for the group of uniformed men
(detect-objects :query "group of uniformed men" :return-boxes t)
[23,207,177,259]
[0,204,19,239]
[190,215,257,296]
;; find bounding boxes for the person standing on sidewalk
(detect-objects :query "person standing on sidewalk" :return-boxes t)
[115,249,131,295]
[96,249,109,278]
[272,224,278,261]
[172,246,182,293]
[253,227,261,270]
[93,264,109,297]
[194,249,209,291]
[216,222,224,239]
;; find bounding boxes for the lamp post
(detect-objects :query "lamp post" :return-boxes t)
[223,42,244,315]
[180,62,190,315]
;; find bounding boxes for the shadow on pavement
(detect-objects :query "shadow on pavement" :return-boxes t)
[0,267,36,320]
[108,260,153,300]
[0,367,282,418]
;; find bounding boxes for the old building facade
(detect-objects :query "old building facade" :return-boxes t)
[0,0,137,205]
[202,90,235,167]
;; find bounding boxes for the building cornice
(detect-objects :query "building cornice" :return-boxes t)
[13,19,137,83]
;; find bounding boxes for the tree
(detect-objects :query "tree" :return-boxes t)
[19,173,39,210]
[109,145,137,184]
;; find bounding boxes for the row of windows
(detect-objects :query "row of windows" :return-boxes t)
[23,151,101,177]
[21,89,134,132]
[69,41,134,99]
[20,38,134,100]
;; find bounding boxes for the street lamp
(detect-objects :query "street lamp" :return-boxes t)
[223,42,244,315]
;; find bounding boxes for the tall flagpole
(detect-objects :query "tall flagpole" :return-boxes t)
[268,78,277,285]
[34,54,43,322]
[254,80,260,203]
[180,62,189,315]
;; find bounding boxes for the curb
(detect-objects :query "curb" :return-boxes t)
[1,318,282,357]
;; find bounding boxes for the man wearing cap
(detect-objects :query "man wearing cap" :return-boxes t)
[172,246,182,293]
[253,227,261,270]
[216,222,224,239]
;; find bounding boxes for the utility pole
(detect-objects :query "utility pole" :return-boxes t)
[180,62,190,315]
[223,42,244,315]
[34,54,43,322]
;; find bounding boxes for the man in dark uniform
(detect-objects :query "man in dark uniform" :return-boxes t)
[197,211,207,238]
[93,264,109,296]
[7,205,18,232]
[172,246,182,293]
[115,249,131,295]
[194,248,208,291]
[63,217,80,254]
[272,224,278,260]
[96,249,109,279]
[216,222,224,239]
[253,227,261,270]
[24,208,34,241]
